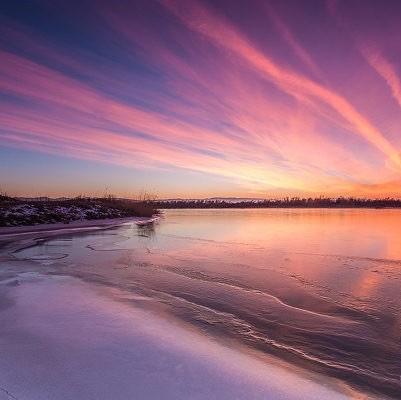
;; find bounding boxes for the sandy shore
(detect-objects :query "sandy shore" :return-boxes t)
[0,273,357,400]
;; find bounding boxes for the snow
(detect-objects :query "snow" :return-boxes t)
[0,273,357,400]
[1,203,126,226]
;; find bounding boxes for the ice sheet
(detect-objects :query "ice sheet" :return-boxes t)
[0,273,355,400]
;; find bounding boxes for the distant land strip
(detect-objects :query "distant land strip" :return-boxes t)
[151,197,401,209]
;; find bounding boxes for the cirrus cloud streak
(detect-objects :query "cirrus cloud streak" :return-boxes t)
[1,0,401,197]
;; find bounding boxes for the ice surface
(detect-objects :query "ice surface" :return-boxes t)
[0,273,354,400]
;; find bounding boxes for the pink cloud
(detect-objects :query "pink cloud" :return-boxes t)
[361,47,401,110]
[1,6,401,198]
[162,0,401,169]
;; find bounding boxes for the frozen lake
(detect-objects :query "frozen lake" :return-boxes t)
[1,208,400,399]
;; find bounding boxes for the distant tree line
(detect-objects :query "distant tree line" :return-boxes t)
[150,197,401,209]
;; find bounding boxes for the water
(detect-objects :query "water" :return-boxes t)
[12,209,401,398]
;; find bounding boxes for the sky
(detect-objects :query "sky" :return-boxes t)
[1,0,401,199]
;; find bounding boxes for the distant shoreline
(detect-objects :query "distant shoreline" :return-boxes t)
[150,196,401,209]
[153,201,401,209]
[157,205,401,209]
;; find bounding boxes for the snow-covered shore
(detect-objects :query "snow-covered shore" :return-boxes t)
[0,196,158,228]
[0,202,125,227]
[0,273,358,400]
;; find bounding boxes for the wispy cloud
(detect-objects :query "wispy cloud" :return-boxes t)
[1,1,401,197]
[361,46,401,109]
[265,6,321,77]
[162,0,401,169]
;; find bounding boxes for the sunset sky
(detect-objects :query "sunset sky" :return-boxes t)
[1,0,401,198]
